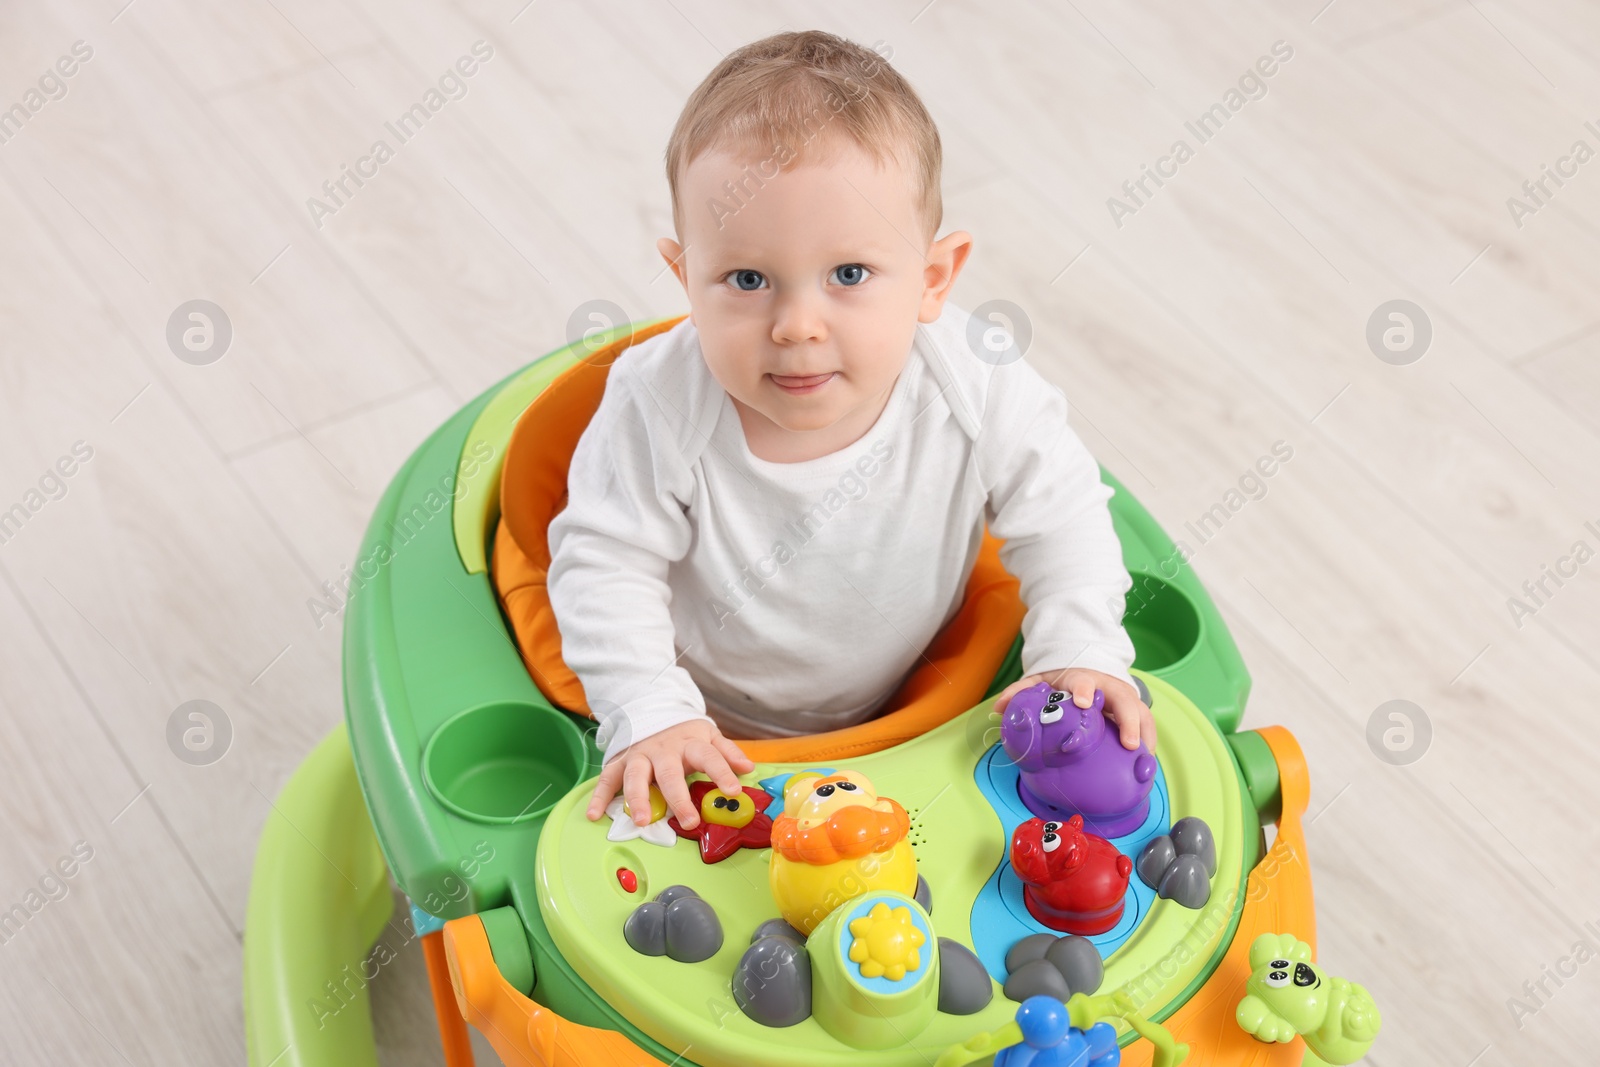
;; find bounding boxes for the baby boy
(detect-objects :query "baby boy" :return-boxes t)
[550,30,1155,833]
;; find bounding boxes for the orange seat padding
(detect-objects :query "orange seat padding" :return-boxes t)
[490,316,1026,762]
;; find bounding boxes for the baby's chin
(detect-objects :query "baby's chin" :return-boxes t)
[753,405,857,436]
[761,403,846,428]
[737,386,852,429]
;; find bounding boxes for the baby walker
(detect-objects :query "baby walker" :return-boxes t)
[242,317,1380,1067]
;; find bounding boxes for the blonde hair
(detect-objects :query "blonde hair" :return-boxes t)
[664,30,943,241]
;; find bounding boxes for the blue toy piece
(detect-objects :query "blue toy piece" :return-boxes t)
[994,996,1120,1067]
[407,899,445,937]
[756,767,835,818]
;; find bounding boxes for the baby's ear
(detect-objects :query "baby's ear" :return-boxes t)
[655,237,690,290]
[917,230,973,322]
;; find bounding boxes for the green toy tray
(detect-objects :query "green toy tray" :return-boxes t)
[536,673,1248,1066]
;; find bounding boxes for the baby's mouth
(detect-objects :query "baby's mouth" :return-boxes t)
[770,372,836,392]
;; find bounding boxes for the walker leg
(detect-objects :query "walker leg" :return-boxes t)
[423,930,476,1066]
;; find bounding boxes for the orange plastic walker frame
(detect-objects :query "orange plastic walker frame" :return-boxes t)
[432,322,1321,1066]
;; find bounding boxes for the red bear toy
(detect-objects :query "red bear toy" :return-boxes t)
[1010,815,1133,936]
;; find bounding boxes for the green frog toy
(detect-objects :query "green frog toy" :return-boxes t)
[1235,933,1381,1065]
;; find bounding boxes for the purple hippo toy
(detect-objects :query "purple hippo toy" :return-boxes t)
[1000,683,1157,838]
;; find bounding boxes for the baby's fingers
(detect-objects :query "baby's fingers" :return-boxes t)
[711,733,755,773]
[653,754,699,830]
[1113,705,1142,750]
[1140,705,1159,754]
[1067,677,1099,710]
[992,674,1045,715]
[1102,689,1154,752]
[586,757,626,820]
[687,740,742,797]
[621,755,658,827]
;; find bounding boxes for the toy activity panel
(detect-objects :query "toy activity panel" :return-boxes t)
[533,673,1249,1067]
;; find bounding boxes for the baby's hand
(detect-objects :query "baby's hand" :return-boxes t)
[994,667,1156,753]
[584,717,756,830]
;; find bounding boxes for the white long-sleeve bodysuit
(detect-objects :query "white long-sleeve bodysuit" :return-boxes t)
[545,301,1137,764]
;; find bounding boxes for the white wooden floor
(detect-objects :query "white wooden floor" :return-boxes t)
[2,1,1597,1064]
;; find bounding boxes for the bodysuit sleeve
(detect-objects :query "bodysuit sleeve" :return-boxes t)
[978,357,1138,692]
[546,360,712,765]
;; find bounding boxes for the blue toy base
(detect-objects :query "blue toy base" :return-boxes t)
[970,743,1172,982]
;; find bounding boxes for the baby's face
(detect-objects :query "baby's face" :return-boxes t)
[660,137,968,439]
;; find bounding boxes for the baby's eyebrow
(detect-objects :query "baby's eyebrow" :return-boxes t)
[700,245,895,272]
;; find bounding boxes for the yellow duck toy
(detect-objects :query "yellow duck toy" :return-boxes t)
[768,770,917,937]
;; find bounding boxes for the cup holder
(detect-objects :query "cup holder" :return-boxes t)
[1122,572,1201,671]
[423,701,588,824]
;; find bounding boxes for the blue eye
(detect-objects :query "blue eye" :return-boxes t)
[832,263,869,286]
[728,269,766,291]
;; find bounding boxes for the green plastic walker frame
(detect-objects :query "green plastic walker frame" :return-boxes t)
[243,320,1290,1067]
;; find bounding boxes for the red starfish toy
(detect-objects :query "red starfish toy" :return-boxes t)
[667,781,774,864]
